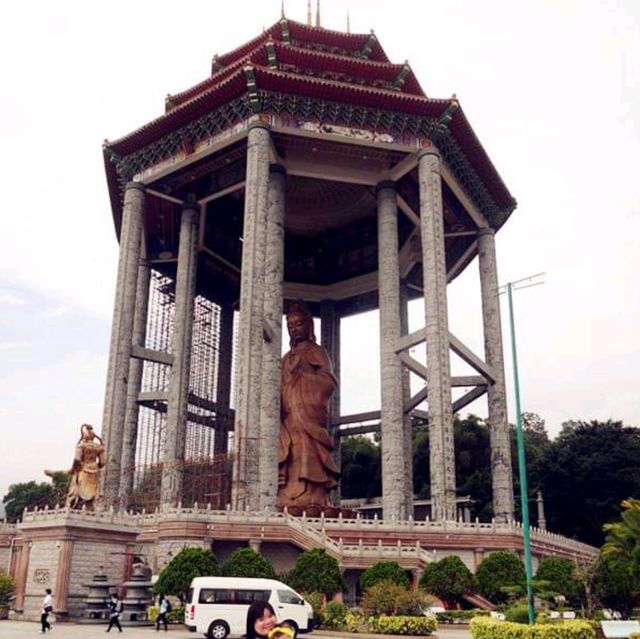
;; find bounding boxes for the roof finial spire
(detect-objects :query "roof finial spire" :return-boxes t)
[346,11,351,33]
[316,0,321,27]
[281,0,285,18]
[307,0,312,25]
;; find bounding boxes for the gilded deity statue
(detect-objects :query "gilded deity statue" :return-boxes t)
[46,424,106,510]
[277,302,339,510]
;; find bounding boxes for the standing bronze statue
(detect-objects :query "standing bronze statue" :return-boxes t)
[46,424,106,510]
[277,302,339,510]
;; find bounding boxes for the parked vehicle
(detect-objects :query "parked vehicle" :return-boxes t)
[185,576,314,639]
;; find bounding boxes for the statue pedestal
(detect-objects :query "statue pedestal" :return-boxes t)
[282,505,357,519]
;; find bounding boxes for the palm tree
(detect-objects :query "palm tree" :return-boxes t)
[602,498,640,582]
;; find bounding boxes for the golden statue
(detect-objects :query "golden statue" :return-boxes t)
[277,302,339,510]
[46,424,106,510]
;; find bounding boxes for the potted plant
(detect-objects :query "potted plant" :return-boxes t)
[0,572,16,620]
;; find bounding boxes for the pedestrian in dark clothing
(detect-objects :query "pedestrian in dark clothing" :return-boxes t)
[106,593,123,633]
[156,594,169,632]
[40,588,53,633]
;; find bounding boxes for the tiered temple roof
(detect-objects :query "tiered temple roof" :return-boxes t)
[104,18,515,227]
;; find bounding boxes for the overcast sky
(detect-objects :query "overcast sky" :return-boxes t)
[1,0,638,500]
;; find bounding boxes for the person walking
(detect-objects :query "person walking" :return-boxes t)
[156,594,169,632]
[40,588,53,633]
[106,593,123,633]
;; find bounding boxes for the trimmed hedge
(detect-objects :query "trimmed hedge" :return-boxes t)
[436,610,490,624]
[470,617,595,639]
[367,615,438,636]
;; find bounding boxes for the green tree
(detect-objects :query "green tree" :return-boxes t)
[539,421,640,545]
[0,572,16,607]
[602,498,640,584]
[475,551,525,603]
[592,553,636,618]
[154,547,218,603]
[359,561,410,590]
[535,557,581,602]
[340,436,381,499]
[285,549,343,597]
[2,481,55,522]
[419,556,474,608]
[221,547,276,579]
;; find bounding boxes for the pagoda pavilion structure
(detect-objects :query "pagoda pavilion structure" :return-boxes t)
[101,17,517,523]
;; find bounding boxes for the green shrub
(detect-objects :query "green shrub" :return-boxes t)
[360,561,410,590]
[324,601,348,629]
[303,592,325,626]
[536,557,581,602]
[285,549,343,597]
[436,610,490,624]
[154,547,218,603]
[221,547,276,579]
[476,552,525,604]
[0,572,16,606]
[367,615,437,636]
[396,589,433,616]
[420,556,475,608]
[362,581,407,616]
[167,606,185,623]
[505,604,531,624]
[469,617,595,639]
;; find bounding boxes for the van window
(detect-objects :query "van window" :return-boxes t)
[198,589,271,605]
[277,590,303,605]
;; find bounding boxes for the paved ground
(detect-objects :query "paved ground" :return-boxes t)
[0,623,471,639]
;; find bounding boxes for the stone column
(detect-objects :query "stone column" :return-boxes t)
[119,256,151,503]
[101,182,145,503]
[54,538,74,616]
[536,491,547,530]
[418,149,456,520]
[474,547,485,570]
[160,203,199,508]
[214,303,234,458]
[477,228,515,522]
[320,301,341,505]
[232,122,270,511]
[400,281,414,517]
[377,181,409,520]
[259,165,286,511]
[14,541,31,611]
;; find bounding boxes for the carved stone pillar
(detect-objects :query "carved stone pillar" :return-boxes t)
[232,122,270,511]
[102,181,145,503]
[119,256,150,503]
[54,538,74,615]
[214,303,234,458]
[418,149,456,520]
[477,227,514,523]
[377,180,409,520]
[14,541,31,611]
[259,165,286,511]
[400,281,414,517]
[160,203,199,508]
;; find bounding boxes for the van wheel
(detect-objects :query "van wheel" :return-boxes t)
[282,621,298,638]
[207,621,230,639]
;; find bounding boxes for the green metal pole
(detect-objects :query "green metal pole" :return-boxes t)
[507,282,535,624]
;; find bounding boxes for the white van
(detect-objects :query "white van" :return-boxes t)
[185,576,315,639]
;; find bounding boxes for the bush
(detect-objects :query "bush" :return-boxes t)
[396,589,433,616]
[324,601,348,629]
[221,547,276,579]
[367,615,437,636]
[303,592,325,626]
[154,547,218,603]
[420,556,475,608]
[362,582,407,616]
[167,606,185,624]
[0,573,16,606]
[505,604,531,624]
[536,557,581,602]
[360,561,410,590]
[470,617,595,639]
[436,610,490,624]
[285,549,343,597]
[476,552,525,604]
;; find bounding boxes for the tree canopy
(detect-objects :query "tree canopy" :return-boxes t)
[419,555,474,608]
[340,436,381,499]
[359,561,410,590]
[2,473,70,522]
[285,549,343,597]
[154,547,218,603]
[221,547,276,579]
[475,551,525,603]
[535,556,581,601]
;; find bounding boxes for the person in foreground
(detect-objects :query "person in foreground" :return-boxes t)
[106,593,123,633]
[156,594,169,632]
[246,601,295,639]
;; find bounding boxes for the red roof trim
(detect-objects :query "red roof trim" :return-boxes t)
[216,22,282,66]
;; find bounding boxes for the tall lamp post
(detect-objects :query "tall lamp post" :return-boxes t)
[500,272,545,625]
